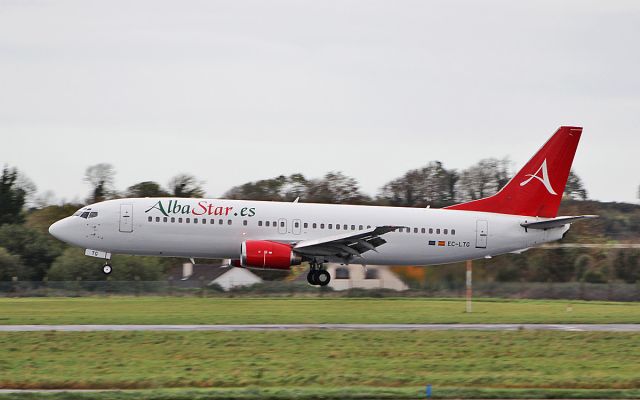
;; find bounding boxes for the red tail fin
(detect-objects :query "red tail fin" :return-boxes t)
[445,126,582,218]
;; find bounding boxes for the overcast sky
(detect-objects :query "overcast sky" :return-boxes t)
[1,0,639,204]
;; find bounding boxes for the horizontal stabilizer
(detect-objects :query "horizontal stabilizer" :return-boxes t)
[520,215,598,230]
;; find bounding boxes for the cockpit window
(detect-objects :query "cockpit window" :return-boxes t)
[73,209,83,216]
[88,212,98,218]
[80,212,90,219]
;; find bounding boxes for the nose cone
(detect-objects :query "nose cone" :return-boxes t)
[49,217,73,243]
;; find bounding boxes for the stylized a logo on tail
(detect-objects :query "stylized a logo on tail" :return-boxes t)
[520,158,557,195]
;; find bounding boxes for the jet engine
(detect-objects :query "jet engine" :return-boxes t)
[240,240,302,270]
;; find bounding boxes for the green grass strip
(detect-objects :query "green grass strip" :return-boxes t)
[0,331,638,391]
[2,386,640,399]
[1,297,639,324]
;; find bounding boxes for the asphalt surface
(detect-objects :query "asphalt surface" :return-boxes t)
[0,324,638,332]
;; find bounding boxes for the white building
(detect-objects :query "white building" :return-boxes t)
[210,267,263,291]
[176,263,263,291]
[325,264,409,291]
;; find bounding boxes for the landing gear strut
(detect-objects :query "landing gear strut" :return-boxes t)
[102,262,112,275]
[307,262,330,286]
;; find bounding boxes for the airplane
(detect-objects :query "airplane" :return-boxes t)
[49,126,595,286]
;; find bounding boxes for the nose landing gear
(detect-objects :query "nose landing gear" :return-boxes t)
[307,263,330,286]
[102,262,112,275]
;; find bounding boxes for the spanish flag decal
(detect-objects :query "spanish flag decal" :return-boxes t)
[438,241,446,246]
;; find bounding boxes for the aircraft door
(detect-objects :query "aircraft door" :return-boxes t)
[119,204,133,233]
[278,218,287,234]
[292,219,302,235]
[475,220,488,248]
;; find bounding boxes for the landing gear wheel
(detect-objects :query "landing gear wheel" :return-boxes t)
[102,263,112,275]
[316,270,331,286]
[307,271,318,285]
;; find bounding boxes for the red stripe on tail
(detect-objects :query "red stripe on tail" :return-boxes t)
[444,126,582,218]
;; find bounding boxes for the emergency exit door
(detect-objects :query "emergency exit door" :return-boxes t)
[277,218,287,234]
[475,220,488,248]
[292,219,302,235]
[119,204,133,233]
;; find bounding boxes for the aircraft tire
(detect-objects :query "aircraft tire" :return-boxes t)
[316,270,331,286]
[307,271,318,285]
[102,264,112,275]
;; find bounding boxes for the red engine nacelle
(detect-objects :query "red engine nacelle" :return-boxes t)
[240,240,302,270]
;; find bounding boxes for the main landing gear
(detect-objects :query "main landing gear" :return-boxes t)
[307,263,330,286]
[102,262,112,275]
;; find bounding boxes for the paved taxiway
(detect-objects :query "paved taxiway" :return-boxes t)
[1,324,638,332]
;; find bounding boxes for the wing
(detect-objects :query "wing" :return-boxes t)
[292,226,401,263]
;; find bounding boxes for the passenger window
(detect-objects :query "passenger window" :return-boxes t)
[219,219,224,224]
[421,228,426,234]
[321,223,325,229]
[186,218,190,223]
[171,217,176,223]
[228,220,232,225]
[210,219,215,224]
[303,223,308,228]
[313,223,317,229]
[179,218,183,223]
[436,228,440,234]
[258,221,263,227]
[265,221,270,227]
[367,225,371,229]
[359,225,363,230]
[328,224,332,229]
[414,228,418,233]
[344,224,348,230]
[350,225,355,230]
[294,222,299,228]
[336,224,340,230]
[406,228,411,234]
[452,229,456,235]
[280,221,285,228]
[429,228,433,234]
[243,220,247,226]
[194,218,198,224]
[273,221,277,226]
[202,219,206,224]
[148,216,152,222]
[444,229,448,235]
[155,217,160,222]
[163,217,168,222]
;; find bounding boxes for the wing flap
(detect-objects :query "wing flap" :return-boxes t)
[293,225,400,261]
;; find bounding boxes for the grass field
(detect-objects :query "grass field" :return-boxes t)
[1,297,638,399]
[1,296,639,324]
[0,331,638,394]
[3,387,640,400]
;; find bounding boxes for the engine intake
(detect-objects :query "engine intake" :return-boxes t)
[240,240,302,270]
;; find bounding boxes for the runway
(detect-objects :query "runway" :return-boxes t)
[1,324,639,332]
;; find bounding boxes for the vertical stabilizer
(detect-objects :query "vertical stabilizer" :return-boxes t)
[445,126,582,218]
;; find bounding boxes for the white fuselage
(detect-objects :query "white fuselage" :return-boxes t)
[50,198,568,266]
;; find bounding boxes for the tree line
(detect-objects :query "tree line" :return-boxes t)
[43,158,591,207]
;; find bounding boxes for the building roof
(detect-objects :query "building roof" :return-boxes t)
[167,263,289,282]
[167,264,230,281]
